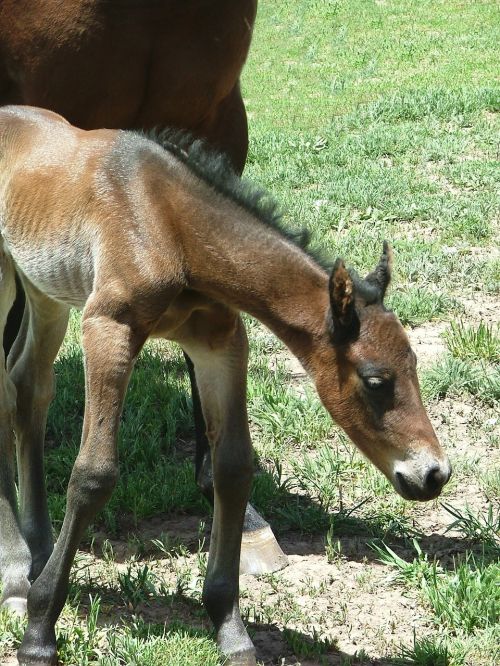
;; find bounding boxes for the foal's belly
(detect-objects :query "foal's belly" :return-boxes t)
[1,231,95,309]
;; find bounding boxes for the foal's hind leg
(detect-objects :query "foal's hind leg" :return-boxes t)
[180,311,256,665]
[0,253,31,613]
[8,286,69,582]
[18,305,146,666]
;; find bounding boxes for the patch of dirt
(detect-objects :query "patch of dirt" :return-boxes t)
[406,321,447,366]
[458,292,500,324]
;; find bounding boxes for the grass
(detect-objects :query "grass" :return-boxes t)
[422,356,500,405]
[394,634,455,666]
[1,0,499,664]
[443,320,500,363]
[387,288,457,327]
[442,503,500,552]
[422,320,500,405]
[424,554,499,635]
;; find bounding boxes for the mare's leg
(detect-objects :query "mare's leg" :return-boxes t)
[17,305,146,666]
[203,81,249,175]
[8,287,70,583]
[180,310,256,665]
[0,253,31,613]
[185,352,214,502]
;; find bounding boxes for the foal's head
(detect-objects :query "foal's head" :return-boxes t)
[314,243,450,501]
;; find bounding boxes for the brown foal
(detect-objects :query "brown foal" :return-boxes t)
[0,106,451,666]
[0,0,287,577]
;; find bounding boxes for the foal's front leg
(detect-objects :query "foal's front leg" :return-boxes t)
[182,314,256,665]
[17,309,145,666]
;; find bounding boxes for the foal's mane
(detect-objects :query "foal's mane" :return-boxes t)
[143,128,331,270]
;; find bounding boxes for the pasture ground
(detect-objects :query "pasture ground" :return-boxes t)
[1,1,499,664]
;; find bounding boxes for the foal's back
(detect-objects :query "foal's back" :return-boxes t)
[0,106,186,310]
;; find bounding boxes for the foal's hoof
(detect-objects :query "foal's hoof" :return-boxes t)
[17,647,57,666]
[17,630,57,666]
[225,648,257,666]
[1,595,28,616]
[240,524,288,575]
[17,649,57,666]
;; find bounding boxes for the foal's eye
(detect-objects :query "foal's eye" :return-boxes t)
[363,376,385,390]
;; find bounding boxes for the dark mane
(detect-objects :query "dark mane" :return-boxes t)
[143,128,331,269]
[142,129,389,304]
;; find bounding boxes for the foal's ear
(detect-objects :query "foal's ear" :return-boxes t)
[365,240,393,299]
[328,258,357,341]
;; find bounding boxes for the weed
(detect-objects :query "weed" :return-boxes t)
[283,626,336,660]
[370,539,437,587]
[325,525,344,563]
[394,633,456,666]
[422,356,500,405]
[443,320,500,363]
[388,288,456,327]
[423,554,499,635]
[57,595,102,666]
[442,503,500,552]
[117,564,157,610]
[479,468,500,496]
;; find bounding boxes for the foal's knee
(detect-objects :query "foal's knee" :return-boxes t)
[67,458,118,518]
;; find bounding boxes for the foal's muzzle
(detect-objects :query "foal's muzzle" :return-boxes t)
[393,457,452,501]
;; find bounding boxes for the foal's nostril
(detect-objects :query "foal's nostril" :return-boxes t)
[395,460,452,501]
[424,464,449,493]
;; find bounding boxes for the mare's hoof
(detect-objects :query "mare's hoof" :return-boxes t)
[1,595,28,616]
[226,648,257,666]
[240,524,288,575]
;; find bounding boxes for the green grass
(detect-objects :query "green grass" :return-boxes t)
[422,356,500,405]
[394,635,455,666]
[370,539,436,588]
[388,288,457,327]
[443,320,500,363]
[422,319,500,406]
[442,503,500,552]
[424,554,499,635]
[2,0,499,664]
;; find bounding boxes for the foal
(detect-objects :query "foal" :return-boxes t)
[0,106,451,666]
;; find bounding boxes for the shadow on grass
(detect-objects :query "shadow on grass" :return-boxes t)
[45,345,483,572]
[46,344,335,540]
[64,579,417,666]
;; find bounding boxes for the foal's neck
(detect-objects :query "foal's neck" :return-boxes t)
[180,197,330,367]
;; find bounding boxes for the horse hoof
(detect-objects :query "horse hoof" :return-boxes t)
[17,629,57,666]
[240,524,288,575]
[1,596,28,616]
[225,648,257,666]
[17,646,57,666]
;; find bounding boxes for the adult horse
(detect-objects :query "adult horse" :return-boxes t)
[0,0,288,585]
